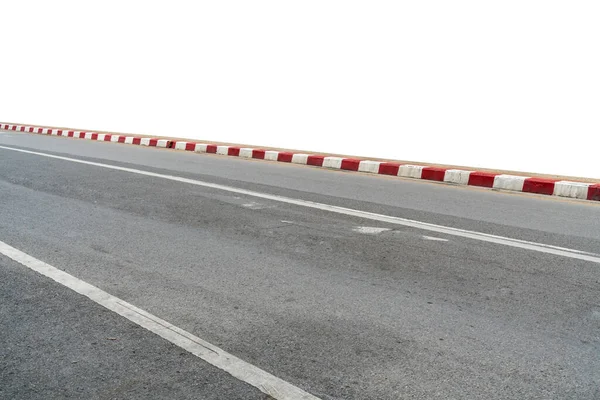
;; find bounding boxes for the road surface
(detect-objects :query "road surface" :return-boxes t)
[1,131,599,399]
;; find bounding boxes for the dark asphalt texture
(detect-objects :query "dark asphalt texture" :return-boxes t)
[1,131,599,399]
[0,257,270,400]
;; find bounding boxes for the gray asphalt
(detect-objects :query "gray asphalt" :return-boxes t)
[1,131,599,399]
[0,256,270,400]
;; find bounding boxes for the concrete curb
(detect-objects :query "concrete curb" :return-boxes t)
[2,123,599,202]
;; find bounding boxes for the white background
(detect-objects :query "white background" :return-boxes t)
[2,1,599,178]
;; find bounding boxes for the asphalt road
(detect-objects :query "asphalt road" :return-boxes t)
[1,131,599,399]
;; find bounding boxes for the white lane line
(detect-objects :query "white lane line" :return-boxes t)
[0,240,320,400]
[423,235,449,242]
[1,145,599,265]
[353,227,391,234]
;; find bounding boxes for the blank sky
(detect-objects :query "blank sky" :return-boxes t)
[2,1,598,178]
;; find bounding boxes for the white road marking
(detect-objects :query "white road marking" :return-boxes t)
[423,235,449,242]
[0,240,320,400]
[1,145,599,264]
[353,227,391,234]
[242,201,271,210]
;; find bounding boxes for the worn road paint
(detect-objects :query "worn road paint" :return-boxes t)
[423,235,449,242]
[353,227,392,234]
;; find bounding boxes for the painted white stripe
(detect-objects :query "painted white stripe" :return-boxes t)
[110,135,121,143]
[443,169,472,185]
[51,130,59,136]
[140,138,151,146]
[42,128,49,134]
[0,240,320,400]
[124,137,134,145]
[216,145,230,155]
[553,181,590,200]
[264,150,279,161]
[398,165,424,179]
[353,226,391,234]
[239,148,254,158]
[322,157,343,169]
[1,145,599,264]
[97,134,107,141]
[175,141,188,150]
[423,235,449,242]
[358,161,381,174]
[291,154,309,165]
[493,175,528,191]
[157,139,170,148]
[84,132,94,140]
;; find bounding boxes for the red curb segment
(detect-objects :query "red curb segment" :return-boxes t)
[307,155,325,167]
[523,178,557,195]
[422,167,447,182]
[341,158,361,171]
[277,152,294,163]
[2,123,600,202]
[588,184,600,201]
[252,149,266,159]
[378,162,401,176]
[468,172,496,188]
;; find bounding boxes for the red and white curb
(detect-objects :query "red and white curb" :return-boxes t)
[1,124,171,148]
[2,123,600,202]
